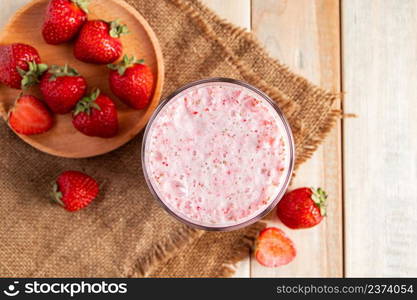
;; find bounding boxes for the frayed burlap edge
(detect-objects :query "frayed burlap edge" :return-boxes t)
[149,222,267,278]
[127,225,203,277]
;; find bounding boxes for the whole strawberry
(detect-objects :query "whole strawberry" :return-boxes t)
[0,43,48,89]
[51,170,99,212]
[72,89,119,138]
[108,55,154,110]
[8,95,54,135]
[277,187,328,229]
[74,19,129,64]
[42,0,89,45]
[40,64,87,114]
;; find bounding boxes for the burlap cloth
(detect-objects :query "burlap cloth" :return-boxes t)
[0,0,339,277]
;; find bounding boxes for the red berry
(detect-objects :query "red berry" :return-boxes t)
[0,43,47,89]
[8,95,54,135]
[254,227,296,268]
[108,55,154,110]
[42,0,89,45]
[72,89,119,138]
[74,20,129,64]
[277,187,328,229]
[52,170,99,212]
[40,64,87,114]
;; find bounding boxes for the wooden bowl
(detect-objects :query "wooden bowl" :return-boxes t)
[0,0,164,158]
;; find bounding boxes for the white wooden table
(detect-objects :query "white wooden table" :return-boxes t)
[1,0,416,278]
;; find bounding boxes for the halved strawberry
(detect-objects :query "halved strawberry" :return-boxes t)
[8,95,54,135]
[254,227,296,268]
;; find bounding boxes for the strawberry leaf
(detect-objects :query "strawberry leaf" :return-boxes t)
[71,0,90,14]
[48,64,80,81]
[17,67,27,77]
[91,103,101,111]
[74,88,101,116]
[109,19,130,38]
[107,55,145,76]
[51,183,64,207]
[311,187,328,216]
[19,61,49,89]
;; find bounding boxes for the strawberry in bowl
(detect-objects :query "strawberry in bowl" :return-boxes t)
[108,55,154,110]
[0,0,163,158]
[40,64,87,114]
[8,95,54,136]
[72,88,119,138]
[42,0,90,45]
[0,43,48,89]
[74,19,129,64]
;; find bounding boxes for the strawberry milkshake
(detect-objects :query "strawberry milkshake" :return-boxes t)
[142,78,294,230]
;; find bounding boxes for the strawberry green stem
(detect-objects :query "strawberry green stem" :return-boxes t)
[74,88,102,116]
[48,64,80,81]
[108,55,144,76]
[51,183,64,207]
[71,0,90,14]
[109,19,130,38]
[311,187,328,216]
[17,61,48,90]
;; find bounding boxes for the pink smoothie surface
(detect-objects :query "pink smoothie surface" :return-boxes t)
[144,81,292,228]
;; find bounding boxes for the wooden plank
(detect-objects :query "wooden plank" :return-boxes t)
[343,0,417,277]
[250,0,343,277]
[202,0,252,278]
[203,0,251,30]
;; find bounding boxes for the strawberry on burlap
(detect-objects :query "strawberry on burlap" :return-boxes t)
[0,0,339,277]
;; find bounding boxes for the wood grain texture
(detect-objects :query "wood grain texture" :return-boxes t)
[203,0,251,30]
[0,0,164,158]
[250,0,343,277]
[9,0,414,278]
[343,0,417,277]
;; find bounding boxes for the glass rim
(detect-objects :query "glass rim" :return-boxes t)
[141,77,295,231]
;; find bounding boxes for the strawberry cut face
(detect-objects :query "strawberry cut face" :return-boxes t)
[8,95,54,135]
[254,227,296,268]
